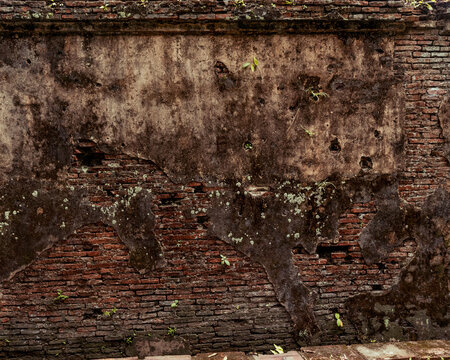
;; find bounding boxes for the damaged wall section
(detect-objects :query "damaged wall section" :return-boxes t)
[0,11,449,359]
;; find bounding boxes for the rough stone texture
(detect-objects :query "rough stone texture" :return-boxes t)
[0,1,449,359]
[0,33,404,183]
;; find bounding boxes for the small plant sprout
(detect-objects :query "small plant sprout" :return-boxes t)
[244,141,253,150]
[300,125,315,137]
[103,307,117,317]
[316,179,336,191]
[285,0,294,4]
[243,57,259,72]
[404,0,436,10]
[171,300,179,308]
[48,0,64,8]
[335,313,343,327]
[54,289,68,302]
[305,87,328,102]
[220,254,230,266]
[125,330,137,344]
[167,327,176,336]
[140,0,148,6]
[234,0,246,7]
[100,2,109,11]
[271,344,284,354]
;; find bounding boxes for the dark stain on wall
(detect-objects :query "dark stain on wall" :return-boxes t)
[0,165,164,281]
[348,188,449,342]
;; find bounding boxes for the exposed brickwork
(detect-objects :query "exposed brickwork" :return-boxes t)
[0,146,296,358]
[293,200,417,343]
[395,29,450,204]
[0,0,442,22]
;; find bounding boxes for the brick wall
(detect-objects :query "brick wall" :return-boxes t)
[0,144,297,358]
[0,0,443,22]
[0,0,449,358]
[395,29,449,204]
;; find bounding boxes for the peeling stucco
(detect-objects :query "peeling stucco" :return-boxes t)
[0,179,163,280]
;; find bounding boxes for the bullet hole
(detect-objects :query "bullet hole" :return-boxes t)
[259,98,266,105]
[374,130,381,139]
[26,59,31,64]
[327,64,336,72]
[329,138,341,153]
[121,143,125,147]
[360,156,373,170]
[60,102,68,112]
[377,263,386,273]
[214,61,229,79]
[244,141,253,151]
[380,56,393,67]
[214,61,235,91]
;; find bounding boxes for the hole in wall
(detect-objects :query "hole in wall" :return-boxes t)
[197,215,209,225]
[26,58,31,64]
[83,307,103,320]
[105,189,115,197]
[244,141,253,151]
[214,61,230,78]
[372,284,382,290]
[75,141,105,166]
[374,130,381,139]
[360,156,373,170]
[160,193,183,205]
[376,48,385,54]
[329,138,341,153]
[377,263,386,273]
[316,244,351,263]
[193,185,205,193]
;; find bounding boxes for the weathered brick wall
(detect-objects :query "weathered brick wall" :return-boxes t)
[395,29,449,204]
[0,0,442,22]
[0,0,448,359]
[0,144,297,358]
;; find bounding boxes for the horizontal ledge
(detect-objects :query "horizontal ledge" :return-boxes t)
[0,19,408,35]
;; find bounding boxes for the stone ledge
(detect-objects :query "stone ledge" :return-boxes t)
[96,341,450,360]
[0,18,407,34]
